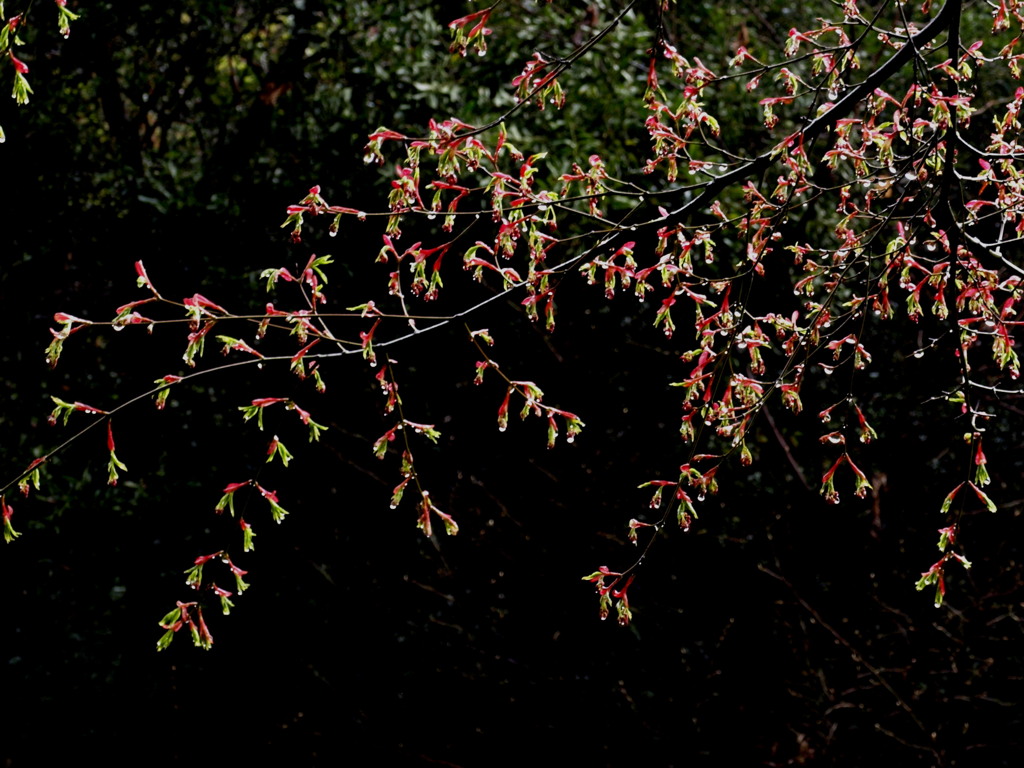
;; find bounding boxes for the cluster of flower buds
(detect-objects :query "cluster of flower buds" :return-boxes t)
[447,7,492,57]
[581,567,635,626]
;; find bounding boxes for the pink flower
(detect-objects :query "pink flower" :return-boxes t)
[250,397,287,408]
[9,51,28,74]
[183,293,227,313]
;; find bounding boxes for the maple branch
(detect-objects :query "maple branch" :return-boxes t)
[659,0,954,226]
[411,0,641,144]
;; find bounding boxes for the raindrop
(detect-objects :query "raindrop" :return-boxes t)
[566,436,574,443]
[427,213,436,220]
[823,367,834,375]
[499,426,507,433]
[718,165,728,173]
[827,434,843,444]
[913,350,925,359]
[389,504,397,510]
[112,324,125,332]
[697,493,706,502]
[329,230,338,238]
[925,242,936,252]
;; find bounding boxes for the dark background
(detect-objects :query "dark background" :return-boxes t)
[2,1,1023,765]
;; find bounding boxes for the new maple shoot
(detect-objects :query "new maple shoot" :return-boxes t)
[5,0,1024,646]
[0,0,80,141]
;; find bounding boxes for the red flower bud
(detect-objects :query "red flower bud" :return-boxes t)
[8,52,27,74]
